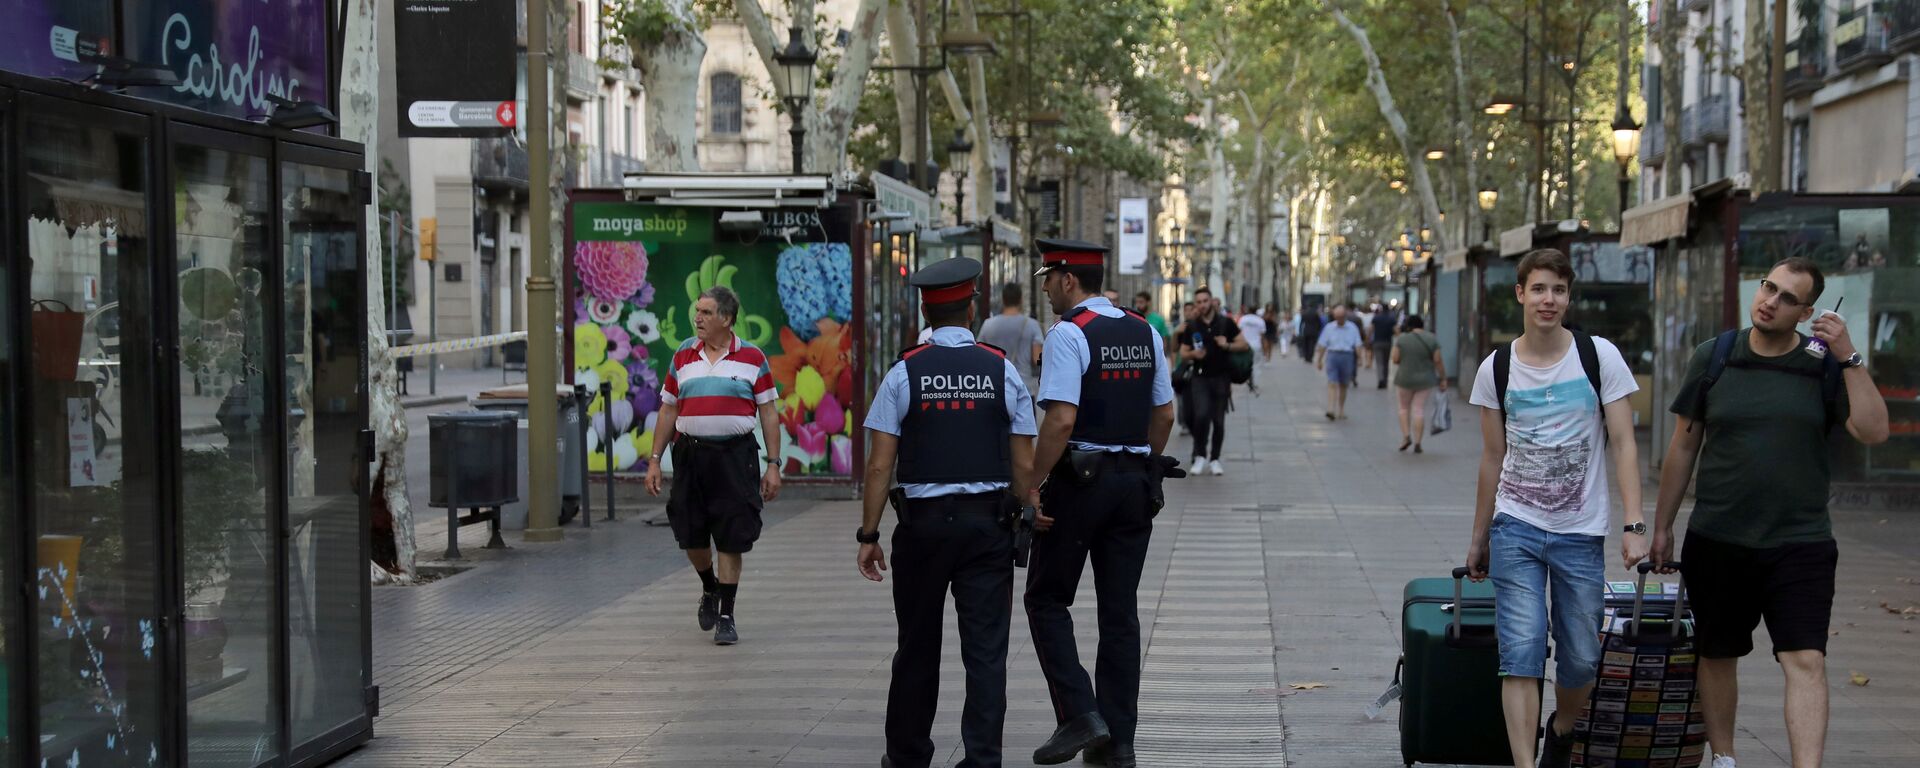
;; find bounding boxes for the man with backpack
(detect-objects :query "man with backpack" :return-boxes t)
[1177,287,1249,476]
[1649,257,1889,768]
[1465,249,1645,768]
[1371,300,1400,389]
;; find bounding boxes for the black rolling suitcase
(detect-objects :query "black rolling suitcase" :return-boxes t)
[1572,561,1708,768]
[1393,566,1517,767]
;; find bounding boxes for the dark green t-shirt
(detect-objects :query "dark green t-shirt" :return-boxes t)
[1668,329,1849,548]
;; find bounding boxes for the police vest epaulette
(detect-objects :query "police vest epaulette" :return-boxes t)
[898,342,932,361]
[974,342,1007,358]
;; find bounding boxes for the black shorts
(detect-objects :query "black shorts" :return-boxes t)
[666,434,765,553]
[1682,530,1838,658]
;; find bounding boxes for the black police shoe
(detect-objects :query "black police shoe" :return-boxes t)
[1099,743,1136,768]
[713,616,738,646]
[1033,712,1110,765]
[698,592,719,631]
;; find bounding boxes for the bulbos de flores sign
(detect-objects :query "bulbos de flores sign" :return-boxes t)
[394,0,516,137]
[1,0,330,122]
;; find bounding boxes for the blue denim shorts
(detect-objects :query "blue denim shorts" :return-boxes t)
[1488,514,1606,688]
[1325,350,1356,385]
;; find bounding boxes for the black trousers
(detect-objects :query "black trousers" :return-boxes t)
[1025,461,1155,747]
[1189,375,1230,460]
[1374,342,1394,386]
[887,493,1014,768]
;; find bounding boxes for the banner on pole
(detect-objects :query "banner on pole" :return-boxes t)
[395,0,518,137]
[1117,198,1149,275]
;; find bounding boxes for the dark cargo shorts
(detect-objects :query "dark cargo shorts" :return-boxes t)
[666,434,765,554]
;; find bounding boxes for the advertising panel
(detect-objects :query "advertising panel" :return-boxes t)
[393,0,518,137]
[0,0,113,82]
[123,0,332,120]
[570,202,858,478]
[1117,197,1149,275]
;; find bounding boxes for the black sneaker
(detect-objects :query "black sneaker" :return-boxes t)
[697,592,719,631]
[713,615,738,646]
[1538,720,1575,768]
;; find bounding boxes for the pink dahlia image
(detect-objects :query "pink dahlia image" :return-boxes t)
[576,240,651,303]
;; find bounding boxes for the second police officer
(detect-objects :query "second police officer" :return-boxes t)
[857,257,1040,768]
[1026,239,1179,767]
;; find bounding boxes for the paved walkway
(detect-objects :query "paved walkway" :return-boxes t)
[341,356,1920,767]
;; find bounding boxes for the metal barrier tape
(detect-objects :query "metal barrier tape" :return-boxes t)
[390,331,529,358]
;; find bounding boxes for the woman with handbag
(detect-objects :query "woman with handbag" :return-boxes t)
[1390,315,1446,453]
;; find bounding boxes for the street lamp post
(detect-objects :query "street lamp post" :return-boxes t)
[1610,107,1641,225]
[1478,183,1499,243]
[773,24,817,175]
[946,127,973,224]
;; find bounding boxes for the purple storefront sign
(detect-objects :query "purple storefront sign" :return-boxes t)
[0,0,331,122]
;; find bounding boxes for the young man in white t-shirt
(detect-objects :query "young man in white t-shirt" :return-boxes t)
[1465,249,1648,768]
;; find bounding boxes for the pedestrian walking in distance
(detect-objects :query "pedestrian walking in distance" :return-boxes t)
[1174,300,1198,437]
[1237,304,1268,393]
[1649,257,1889,768]
[1027,238,1178,767]
[644,286,783,646]
[978,281,1045,396]
[1465,249,1645,768]
[1177,286,1249,475]
[858,257,1039,768]
[1315,303,1365,420]
[1390,314,1445,453]
[1371,300,1400,389]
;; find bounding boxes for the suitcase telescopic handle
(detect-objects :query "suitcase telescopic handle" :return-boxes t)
[1629,560,1686,645]
[1450,566,1470,638]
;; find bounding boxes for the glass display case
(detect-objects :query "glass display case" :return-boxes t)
[1,71,373,768]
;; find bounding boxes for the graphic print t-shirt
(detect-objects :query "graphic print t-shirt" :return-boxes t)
[1468,336,1638,536]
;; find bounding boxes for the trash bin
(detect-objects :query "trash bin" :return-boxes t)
[472,385,581,528]
[427,411,519,509]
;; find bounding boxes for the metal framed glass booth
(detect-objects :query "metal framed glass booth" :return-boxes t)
[0,73,375,767]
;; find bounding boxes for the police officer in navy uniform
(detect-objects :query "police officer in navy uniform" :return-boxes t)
[858,257,1040,768]
[1025,238,1177,768]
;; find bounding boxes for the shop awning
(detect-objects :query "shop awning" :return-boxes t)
[1499,225,1535,257]
[1620,192,1693,247]
[1441,247,1471,273]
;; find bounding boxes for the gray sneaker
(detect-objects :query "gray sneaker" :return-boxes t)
[697,592,719,631]
[713,616,738,646]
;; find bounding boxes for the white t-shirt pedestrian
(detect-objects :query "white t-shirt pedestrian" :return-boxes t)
[1468,336,1638,537]
[1236,313,1267,346]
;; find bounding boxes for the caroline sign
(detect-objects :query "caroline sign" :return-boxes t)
[127,0,330,121]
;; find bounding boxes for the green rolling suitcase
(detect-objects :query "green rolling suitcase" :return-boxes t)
[1396,566,1518,767]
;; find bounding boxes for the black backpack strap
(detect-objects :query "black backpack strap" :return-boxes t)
[1574,331,1603,404]
[1820,353,1844,431]
[1688,329,1742,431]
[1493,342,1511,428]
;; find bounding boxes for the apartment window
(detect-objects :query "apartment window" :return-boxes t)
[625,104,637,154]
[710,73,743,135]
[1790,120,1810,192]
[572,1,585,53]
[1721,18,1733,95]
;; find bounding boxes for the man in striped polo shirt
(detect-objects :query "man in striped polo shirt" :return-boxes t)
[645,286,783,645]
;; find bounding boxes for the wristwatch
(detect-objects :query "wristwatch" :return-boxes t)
[855,527,880,544]
[1623,521,1648,536]
[1839,351,1864,369]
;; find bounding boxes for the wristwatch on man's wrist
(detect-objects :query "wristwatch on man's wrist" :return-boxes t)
[1839,351,1864,369]
[855,527,880,544]
[1623,521,1648,536]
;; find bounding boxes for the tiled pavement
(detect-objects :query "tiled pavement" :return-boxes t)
[341,355,1920,767]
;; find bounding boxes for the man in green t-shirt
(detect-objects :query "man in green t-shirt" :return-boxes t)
[1133,291,1172,356]
[1651,257,1890,768]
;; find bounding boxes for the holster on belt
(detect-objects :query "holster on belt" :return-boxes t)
[1003,491,1036,568]
[887,486,908,519]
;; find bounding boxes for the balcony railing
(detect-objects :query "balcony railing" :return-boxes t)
[1641,126,1667,165]
[577,147,648,187]
[1682,93,1730,146]
[567,52,600,99]
[1682,0,1713,11]
[1892,0,1920,49]
[473,137,530,191]
[1784,40,1828,97]
[1835,3,1894,71]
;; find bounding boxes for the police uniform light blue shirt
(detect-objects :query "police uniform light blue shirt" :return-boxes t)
[864,326,1039,498]
[1037,296,1175,454]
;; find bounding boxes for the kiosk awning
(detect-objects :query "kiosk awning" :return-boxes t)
[1620,192,1693,247]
